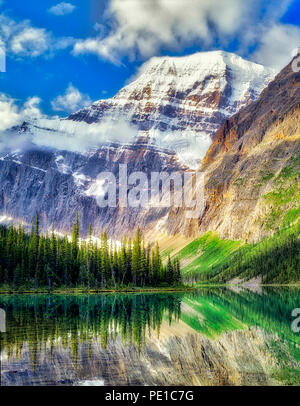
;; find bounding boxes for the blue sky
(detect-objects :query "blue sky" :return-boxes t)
[0,0,300,117]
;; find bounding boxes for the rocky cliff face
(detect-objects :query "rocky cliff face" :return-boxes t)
[164,58,300,242]
[0,143,188,236]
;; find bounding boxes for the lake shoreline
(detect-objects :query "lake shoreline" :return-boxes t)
[0,286,196,295]
[0,282,299,295]
[193,283,300,287]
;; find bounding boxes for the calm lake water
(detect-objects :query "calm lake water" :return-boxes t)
[0,288,299,386]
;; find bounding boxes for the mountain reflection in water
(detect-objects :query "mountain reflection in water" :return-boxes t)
[0,288,299,386]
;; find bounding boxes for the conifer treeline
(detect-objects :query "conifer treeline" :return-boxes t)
[0,214,181,289]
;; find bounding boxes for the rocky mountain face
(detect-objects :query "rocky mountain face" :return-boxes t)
[68,51,275,167]
[0,51,286,239]
[0,143,188,236]
[164,58,300,242]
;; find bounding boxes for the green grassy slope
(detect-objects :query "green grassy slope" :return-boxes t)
[176,232,241,275]
[261,153,300,230]
[207,223,300,284]
[178,223,299,284]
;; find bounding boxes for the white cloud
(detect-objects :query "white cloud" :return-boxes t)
[73,0,293,65]
[11,27,50,57]
[0,94,43,152]
[149,129,212,169]
[22,97,43,119]
[51,84,92,113]
[48,2,76,16]
[29,117,138,152]
[252,24,300,70]
[73,0,297,68]
[0,94,42,132]
[0,14,74,58]
[0,94,20,132]
[0,92,137,154]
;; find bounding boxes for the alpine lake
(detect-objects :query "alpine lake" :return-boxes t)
[0,287,299,386]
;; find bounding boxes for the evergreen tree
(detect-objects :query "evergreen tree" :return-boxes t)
[0,220,183,289]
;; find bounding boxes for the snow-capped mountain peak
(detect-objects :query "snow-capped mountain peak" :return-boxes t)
[67,51,276,167]
[124,50,273,102]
